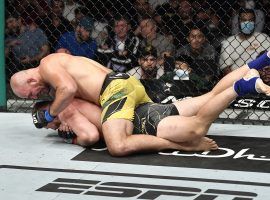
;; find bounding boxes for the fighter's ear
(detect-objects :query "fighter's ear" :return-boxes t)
[27,78,37,84]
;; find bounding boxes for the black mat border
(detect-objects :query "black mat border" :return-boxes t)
[1,165,270,187]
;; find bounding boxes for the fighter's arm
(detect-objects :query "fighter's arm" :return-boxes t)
[71,99,102,133]
[58,103,100,147]
[39,56,78,117]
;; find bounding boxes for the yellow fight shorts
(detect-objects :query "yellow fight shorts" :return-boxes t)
[99,72,152,123]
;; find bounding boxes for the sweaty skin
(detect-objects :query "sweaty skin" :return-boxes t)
[41,98,219,151]
[38,53,111,116]
[11,52,270,156]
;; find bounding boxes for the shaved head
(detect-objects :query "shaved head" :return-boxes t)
[10,68,44,99]
[10,70,29,98]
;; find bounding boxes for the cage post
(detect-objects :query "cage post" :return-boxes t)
[0,0,7,111]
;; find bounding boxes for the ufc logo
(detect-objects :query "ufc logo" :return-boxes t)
[37,178,257,199]
[32,114,38,124]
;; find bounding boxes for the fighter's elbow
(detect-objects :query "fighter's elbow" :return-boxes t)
[67,82,78,94]
[58,84,77,98]
[107,143,133,157]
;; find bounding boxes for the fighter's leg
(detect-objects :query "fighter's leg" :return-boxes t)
[102,119,217,156]
[173,66,250,117]
[212,51,270,95]
[158,70,270,142]
[174,52,270,117]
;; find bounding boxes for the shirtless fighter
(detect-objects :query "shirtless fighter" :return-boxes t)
[11,52,270,156]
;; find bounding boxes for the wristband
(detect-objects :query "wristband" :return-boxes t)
[45,110,55,122]
[248,52,270,70]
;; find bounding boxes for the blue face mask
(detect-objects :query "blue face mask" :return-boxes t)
[240,21,255,35]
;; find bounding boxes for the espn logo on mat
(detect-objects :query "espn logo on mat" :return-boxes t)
[37,178,257,199]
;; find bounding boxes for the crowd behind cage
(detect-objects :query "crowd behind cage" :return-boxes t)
[5,0,270,93]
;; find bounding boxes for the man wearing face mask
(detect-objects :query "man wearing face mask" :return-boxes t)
[231,0,265,35]
[219,8,270,76]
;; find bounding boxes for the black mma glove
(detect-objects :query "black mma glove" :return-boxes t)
[32,109,55,129]
[58,130,77,144]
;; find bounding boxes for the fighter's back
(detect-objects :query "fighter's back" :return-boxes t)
[40,53,112,105]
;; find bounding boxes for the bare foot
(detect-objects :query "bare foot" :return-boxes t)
[255,79,270,96]
[244,68,260,80]
[182,137,218,152]
[245,69,270,96]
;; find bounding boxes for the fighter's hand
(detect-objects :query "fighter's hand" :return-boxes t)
[32,109,55,129]
[59,122,72,132]
[58,129,77,144]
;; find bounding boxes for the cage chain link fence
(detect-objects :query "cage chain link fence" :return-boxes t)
[4,0,270,124]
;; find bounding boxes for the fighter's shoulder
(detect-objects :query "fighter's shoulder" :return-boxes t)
[41,53,70,63]
[40,53,71,69]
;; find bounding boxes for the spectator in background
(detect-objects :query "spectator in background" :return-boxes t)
[259,0,270,35]
[98,16,140,72]
[193,7,211,26]
[174,0,194,47]
[5,13,49,77]
[160,55,192,81]
[132,0,155,28]
[160,55,217,91]
[231,0,265,34]
[63,0,81,26]
[136,18,175,58]
[127,45,164,79]
[191,59,219,90]
[92,22,109,65]
[37,0,73,52]
[148,0,167,10]
[219,8,270,76]
[179,0,194,25]
[154,0,180,36]
[10,0,49,20]
[191,0,209,12]
[158,0,194,48]
[5,13,20,39]
[206,12,226,53]
[172,55,193,81]
[74,6,89,26]
[5,13,21,78]
[176,25,216,61]
[55,16,97,59]
[176,24,218,86]
[257,50,270,85]
[155,0,179,18]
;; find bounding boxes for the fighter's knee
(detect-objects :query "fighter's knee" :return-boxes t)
[194,124,211,138]
[79,132,99,146]
[191,119,211,138]
[86,133,100,145]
